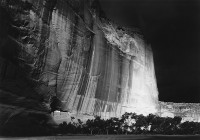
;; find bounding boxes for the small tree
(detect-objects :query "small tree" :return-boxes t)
[134,114,148,134]
[146,114,156,128]
[172,116,182,134]
[105,119,112,135]
[86,119,95,135]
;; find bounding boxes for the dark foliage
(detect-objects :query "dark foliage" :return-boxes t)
[54,112,200,135]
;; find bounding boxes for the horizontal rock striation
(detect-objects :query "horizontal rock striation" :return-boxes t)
[158,101,200,122]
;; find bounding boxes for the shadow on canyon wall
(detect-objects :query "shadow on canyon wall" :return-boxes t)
[0,0,57,136]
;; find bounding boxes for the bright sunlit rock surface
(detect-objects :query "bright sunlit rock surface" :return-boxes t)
[0,0,159,122]
[158,101,200,122]
[49,0,159,118]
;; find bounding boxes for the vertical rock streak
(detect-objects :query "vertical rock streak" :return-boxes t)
[0,0,159,119]
[50,0,159,117]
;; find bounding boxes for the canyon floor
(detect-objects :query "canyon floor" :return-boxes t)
[1,135,200,140]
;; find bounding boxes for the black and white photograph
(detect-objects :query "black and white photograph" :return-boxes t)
[0,0,199,139]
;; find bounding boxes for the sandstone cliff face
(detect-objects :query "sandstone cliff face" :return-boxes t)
[50,0,159,117]
[0,0,57,135]
[0,0,159,133]
[158,102,200,122]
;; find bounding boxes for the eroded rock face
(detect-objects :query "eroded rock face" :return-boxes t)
[50,0,159,117]
[0,0,159,135]
[0,0,57,136]
[158,102,200,122]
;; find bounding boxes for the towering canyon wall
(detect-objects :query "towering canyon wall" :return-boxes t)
[50,0,159,117]
[0,0,158,132]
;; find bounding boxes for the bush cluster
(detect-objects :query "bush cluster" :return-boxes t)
[54,112,200,135]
